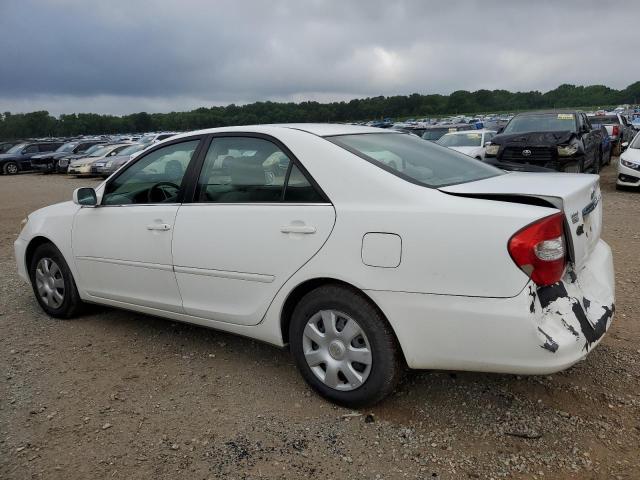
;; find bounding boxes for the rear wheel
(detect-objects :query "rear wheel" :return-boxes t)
[289,285,404,407]
[3,162,18,175]
[29,243,83,318]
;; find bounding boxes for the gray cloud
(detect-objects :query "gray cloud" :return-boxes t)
[1,0,638,115]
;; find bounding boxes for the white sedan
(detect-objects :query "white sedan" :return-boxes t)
[616,132,640,188]
[436,129,496,159]
[14,124,615,406]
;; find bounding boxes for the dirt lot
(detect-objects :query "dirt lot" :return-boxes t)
[1,164,639,480]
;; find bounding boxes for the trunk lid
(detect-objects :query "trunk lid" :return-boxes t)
[440,172,602,270]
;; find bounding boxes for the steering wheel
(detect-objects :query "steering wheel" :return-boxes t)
[147,182,180,203]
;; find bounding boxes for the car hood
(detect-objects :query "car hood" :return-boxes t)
[0,153,20,160]
[492,130,576,146]
[440,171,602,270]
[620,148,640,164]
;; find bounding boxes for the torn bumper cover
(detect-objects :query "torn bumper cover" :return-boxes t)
[365,239,614,374]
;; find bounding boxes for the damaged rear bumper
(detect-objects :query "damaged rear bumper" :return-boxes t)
[365,239,614,373]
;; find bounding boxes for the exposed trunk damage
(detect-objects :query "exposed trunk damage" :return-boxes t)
[534,266,614,353]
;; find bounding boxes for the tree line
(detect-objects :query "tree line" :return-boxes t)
[1,82,639,140]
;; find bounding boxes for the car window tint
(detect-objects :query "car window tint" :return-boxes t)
[196,137,290,203]
[284,164,324,203]
[102,140,199,205]
[24,145,39,153]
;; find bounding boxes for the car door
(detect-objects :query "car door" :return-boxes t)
[72,137,204,312]
[21,144,39,169]
[172,134,336,326]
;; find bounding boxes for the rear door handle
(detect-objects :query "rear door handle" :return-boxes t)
[281,225,316,234]
[147,223,172,231]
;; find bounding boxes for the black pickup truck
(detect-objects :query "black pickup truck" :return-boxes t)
[484,110,602,173]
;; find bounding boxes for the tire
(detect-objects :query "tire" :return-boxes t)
[3,161,19,175]
[29,243,83,318]
[289,284,404,407]
[613,141,622,157]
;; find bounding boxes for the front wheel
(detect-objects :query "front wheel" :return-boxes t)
[29,243,83,318]
[3,162,19,175]
[289,285,404,407]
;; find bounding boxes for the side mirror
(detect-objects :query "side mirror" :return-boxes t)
[73,187,98,207]
[621,142,629,150]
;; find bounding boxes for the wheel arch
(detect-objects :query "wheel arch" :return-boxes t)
[279,277,405,361]
[25,235,57,273]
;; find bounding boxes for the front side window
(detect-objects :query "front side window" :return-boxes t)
[24,145,39,153]
[329,132,501,188]
[102,140,199,205]
[196,137,323,203]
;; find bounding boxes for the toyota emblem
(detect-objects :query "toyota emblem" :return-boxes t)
[522,149,532,157]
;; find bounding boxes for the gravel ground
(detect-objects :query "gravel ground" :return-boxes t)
[1,163,639,480]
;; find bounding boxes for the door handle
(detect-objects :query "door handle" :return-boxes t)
[281,225,316,234]
[146,223,172,231]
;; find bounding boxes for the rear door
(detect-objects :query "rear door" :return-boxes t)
[172,134,336,326]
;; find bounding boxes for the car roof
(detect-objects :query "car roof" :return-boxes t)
[516,109,583,116]
[441,129,497,135]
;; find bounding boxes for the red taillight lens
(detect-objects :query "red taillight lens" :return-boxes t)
[508,213,566,286]
[612,125,620,136]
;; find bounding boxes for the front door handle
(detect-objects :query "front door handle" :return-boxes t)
[281,225,316,234]
[147,223,172,231]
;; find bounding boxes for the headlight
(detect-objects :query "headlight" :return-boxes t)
[485,144,499,156]
[557,145,578,156]
[621,158,640,171]
[105,161,113,168]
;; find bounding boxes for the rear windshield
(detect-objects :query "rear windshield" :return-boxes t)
[437,132,483,147]
[328,133,502,188]
[503,113,577,134]
[589,116,619,125]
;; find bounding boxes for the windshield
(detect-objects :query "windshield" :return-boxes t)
[422,129,448,141]
[139,134,155,144]
[328,133,502,188]
[117,144,145,156]
[503,113,577,134]
[89,146,113,157]
[56,142,78,153]
[82,144,103,155]
[7,143,27,154]
[437,132,483,147]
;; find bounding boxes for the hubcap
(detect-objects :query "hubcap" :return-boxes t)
[35,258,65,309]
[302,310,372,391]
[7,163,18,174]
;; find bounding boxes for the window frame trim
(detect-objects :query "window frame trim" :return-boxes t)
[184,132,331,205]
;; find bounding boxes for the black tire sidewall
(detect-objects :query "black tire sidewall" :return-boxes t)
[29,243,81,318]
[289,286,402,407]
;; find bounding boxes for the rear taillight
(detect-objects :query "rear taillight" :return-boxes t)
[508,213,566,286]
[612,125,620,136]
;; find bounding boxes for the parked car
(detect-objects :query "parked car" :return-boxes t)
[94,143,147,177]
[67,144,132,176]
[587,113,635,156]
[138,132,178,145]
[56,143,108,173]
[436,130,497,159]
[485,111,602,173]
[421,124,474,142]
[30,140,106,173]
[14,124,614,407]
[0,141,64,175]
[587,122,613,167]
[616,132,640,189]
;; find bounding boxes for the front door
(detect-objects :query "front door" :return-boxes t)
[72,138,202,312]
[172,135,335,326]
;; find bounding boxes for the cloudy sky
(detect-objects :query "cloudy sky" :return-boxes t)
[1,0,638,116]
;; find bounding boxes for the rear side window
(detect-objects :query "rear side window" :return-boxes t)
[195,137,324,203]
[328,133,501,188]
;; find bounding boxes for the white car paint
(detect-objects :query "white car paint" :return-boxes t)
[616,132,640,187]
[15,124,614,377]
[436,129,496,159]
